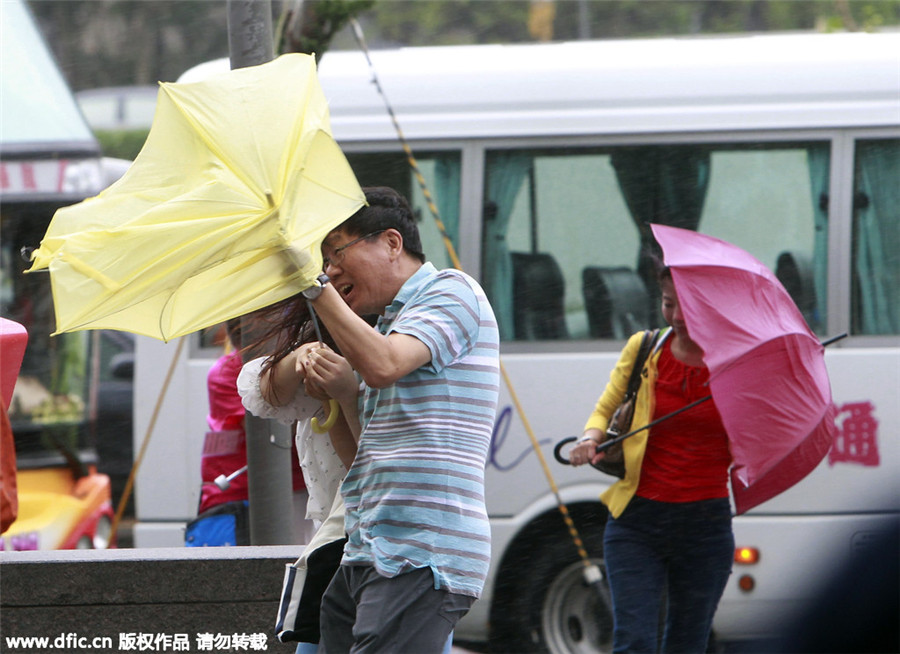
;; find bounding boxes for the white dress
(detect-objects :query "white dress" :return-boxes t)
[237,357,348,525]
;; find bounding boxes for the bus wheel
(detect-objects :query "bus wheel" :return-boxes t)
[489,511,611,654]
[542,557,613,654]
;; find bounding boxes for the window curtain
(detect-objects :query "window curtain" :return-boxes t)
[610,147,711,297]
[806,144,830,329]
[854,139,900,334]
[432,156,462,270]
[483,152,532,340]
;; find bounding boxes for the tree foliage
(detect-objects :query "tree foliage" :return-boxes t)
[277,0,375,60]
[28,0,231,89]
[27,0,900,92]
[23,0,900,161]
[94,129,153,162]
[363,0,900,45]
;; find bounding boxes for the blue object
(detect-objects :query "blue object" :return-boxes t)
[184,500,250,547]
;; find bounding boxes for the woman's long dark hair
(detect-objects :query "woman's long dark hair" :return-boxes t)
[242,293,375,405]
[237,294,335,402]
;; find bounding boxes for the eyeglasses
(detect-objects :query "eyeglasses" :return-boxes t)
[322,230,385,269]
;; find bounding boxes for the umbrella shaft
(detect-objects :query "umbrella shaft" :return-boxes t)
[821,333,848,347]
[597,395,713,452]
[306,299,325,346]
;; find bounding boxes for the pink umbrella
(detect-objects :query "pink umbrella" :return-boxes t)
[651,224,836,514]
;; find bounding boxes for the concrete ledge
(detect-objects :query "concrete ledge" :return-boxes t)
[0,546,302,653]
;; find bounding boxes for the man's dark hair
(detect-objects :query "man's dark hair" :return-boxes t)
[341,187,424,263]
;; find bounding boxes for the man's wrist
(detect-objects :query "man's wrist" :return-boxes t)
[301,273,330,301]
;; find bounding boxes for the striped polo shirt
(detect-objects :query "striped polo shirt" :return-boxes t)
[340,262,500,598]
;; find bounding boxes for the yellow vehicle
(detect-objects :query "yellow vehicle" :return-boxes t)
[6,469,113,551]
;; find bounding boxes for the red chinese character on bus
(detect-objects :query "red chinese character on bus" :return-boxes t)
[829,401,879,467]
[21,162,36,190]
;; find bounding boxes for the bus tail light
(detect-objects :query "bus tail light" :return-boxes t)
[734,546,759,565]
[734,547,759,593]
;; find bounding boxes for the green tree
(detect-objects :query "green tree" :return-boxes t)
[29,0,900,94]
[363,0,900,44]
[277,0,375,59]
[28,1,231,90]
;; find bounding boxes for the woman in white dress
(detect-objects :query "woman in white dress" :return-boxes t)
[236,305,360,654]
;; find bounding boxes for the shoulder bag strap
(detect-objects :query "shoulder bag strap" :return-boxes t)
[625,328,664,398]
[623,330,651,400]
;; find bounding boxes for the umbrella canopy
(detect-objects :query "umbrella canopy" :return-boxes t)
[651,224,835,514]
[28,53,365,341]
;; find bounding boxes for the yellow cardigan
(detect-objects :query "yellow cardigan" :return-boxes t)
[584,328,671,518]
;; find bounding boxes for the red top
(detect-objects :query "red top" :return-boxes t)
[207,349,247,433]
[199,350,305,514]
[636,339,732,503]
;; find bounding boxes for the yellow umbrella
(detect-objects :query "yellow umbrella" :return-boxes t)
[27,53,364,341]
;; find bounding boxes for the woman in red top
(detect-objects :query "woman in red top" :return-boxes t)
[570,268,734,653]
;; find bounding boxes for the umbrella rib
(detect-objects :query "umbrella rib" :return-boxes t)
[60,252,121,291]
[160,84,272,208]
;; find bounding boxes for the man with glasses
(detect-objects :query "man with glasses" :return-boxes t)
[288,186,500,653]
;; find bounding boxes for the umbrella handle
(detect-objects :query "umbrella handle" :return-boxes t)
[553,437,577,465]
[311,399,340,434]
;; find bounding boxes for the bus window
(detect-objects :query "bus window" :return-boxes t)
[345,150,462,272]
[483,148,638,341]
[483,142,829,341]
[852,138,900,335]
[700,142,829,335]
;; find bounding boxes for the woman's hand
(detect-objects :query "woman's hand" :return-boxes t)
[292,342,321,376]
[261,342,320,406]
[304,345,357,405]
[569,430,607,467]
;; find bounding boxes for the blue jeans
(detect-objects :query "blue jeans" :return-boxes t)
[603,496,733,654]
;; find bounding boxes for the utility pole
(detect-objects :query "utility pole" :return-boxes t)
[227,0,295,546]
[228,0,275,68]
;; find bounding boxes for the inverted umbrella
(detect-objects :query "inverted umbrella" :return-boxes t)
[27,53,365,341]
[651,224,836,514]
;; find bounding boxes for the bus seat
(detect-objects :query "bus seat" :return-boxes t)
[582,267,651,339]
[511,252,568,340]
[775,251,817,326]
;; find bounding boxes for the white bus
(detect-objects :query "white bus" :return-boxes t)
[134,32,900,652]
